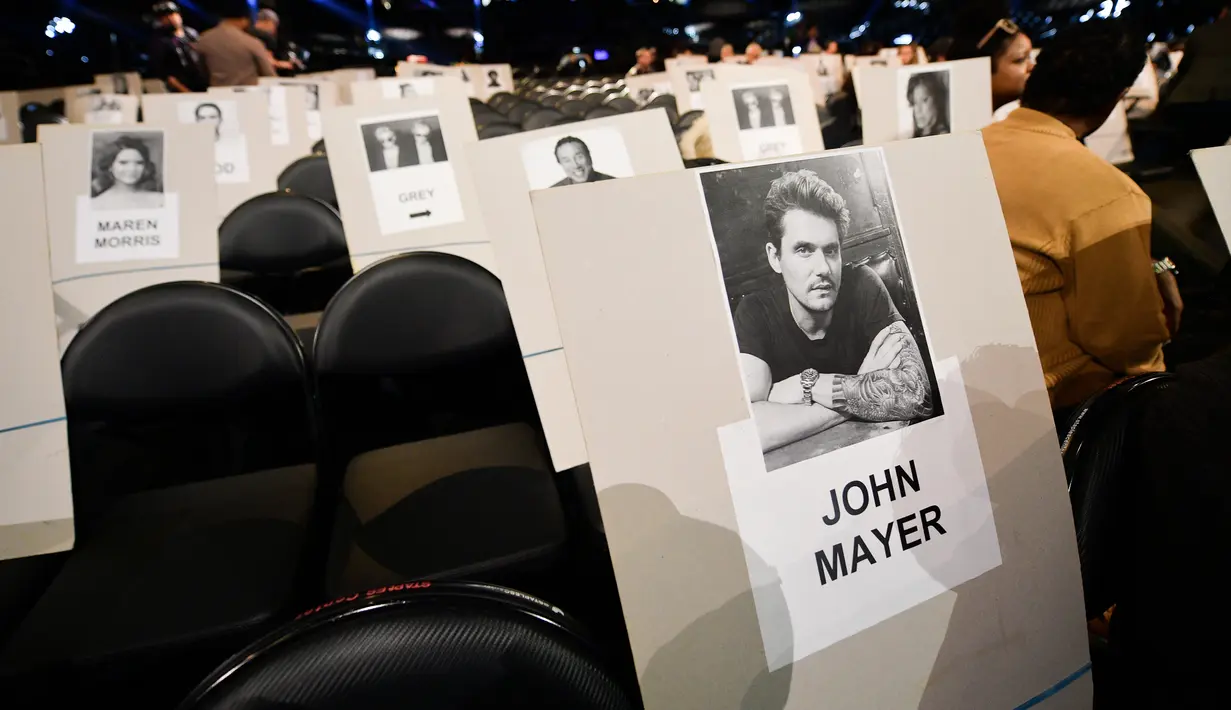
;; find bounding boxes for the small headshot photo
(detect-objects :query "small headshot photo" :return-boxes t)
[700,151,942,472]
[89,130,166,211]
[111,73,129,94]
[685,69,715,93]
[521,127,634,191]
[399,82,420,98]
[416,69,444,77]
[900,68,951,139]
[487,69,501,88]
[89,95,123,113]
[733,84,796,131]
[300,83,321,112]
[635,87,655,103]
[361,114,449,172]
[178,99,239,142]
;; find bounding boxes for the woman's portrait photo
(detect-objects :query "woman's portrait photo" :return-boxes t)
[899,68,951,139]
[89,130,166,211]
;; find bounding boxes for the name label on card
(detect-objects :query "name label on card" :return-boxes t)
[214,135,251,184]
[75,193,181,264]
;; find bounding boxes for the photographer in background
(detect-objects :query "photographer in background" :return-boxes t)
[147,2,207,93]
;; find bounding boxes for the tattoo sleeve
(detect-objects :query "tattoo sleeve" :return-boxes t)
[831,322,933,422]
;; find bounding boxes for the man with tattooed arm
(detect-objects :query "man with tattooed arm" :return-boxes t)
[733,169,933,453]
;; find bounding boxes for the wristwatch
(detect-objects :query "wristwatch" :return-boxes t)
[1152,257,1178,277]
[800,368,820,405]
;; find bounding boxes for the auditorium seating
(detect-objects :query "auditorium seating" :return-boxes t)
[311,253,567,597]
[180,582,638,710]
[0,283,321,705]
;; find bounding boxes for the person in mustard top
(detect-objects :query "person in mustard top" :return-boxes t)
[982,21,1182,417]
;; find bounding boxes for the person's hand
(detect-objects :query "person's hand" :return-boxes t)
[858,327,906,374]
[767,373,805,404]
[1156,270,1183,337]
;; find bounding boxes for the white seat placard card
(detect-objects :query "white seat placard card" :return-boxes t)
[855,58,992,146]
[66,93,140,125]
[1192,145,1231,252]
[667,62,716,112]
[466,108,684,473]
[460,63,514,101]
[39,123,219,352]
[261,77,340,142]
[322,77,488,272]
[700,65,824,163]
[211,84,312,174]
[0,91,21,144]
[0,145,74,561]
[142,92,276,222]
[623,72,673,105]
[530,135,1090,709]
[350,77,440,105]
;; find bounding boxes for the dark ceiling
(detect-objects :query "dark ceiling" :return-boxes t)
[0,0,1225,89]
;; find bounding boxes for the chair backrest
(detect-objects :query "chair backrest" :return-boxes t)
[506,101,538,124]
[523,108,567,131]
[1059,372,1176,621]
[180,582,638,710]
[311,138,326,155]
[683,157,726,169]
[313,253,535,461]
[219,192,350,274]
[278,154,338,210]
[676,109,704,133]
[602,96,637,113]
[62,282,315,522]
[584,105,619,120]
[559,100,589,118]
[487,92,516,112]
[643,93,679,124]
[478,122,523,139]
[581,90,608,107]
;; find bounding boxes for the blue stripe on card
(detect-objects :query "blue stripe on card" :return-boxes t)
[1012,663,1093,710]
[0,416,67,436]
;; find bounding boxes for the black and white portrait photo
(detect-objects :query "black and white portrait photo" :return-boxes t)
[700,151,942,472]
[111,73,129,94]
[899,68,951,139]
[399,82,420,98]
[685,68,715,93]
[89,130,165,211]
[520,127,634,191]
[177,99,238,142]
[734,84,797,131]
[300,83,321,112]
[361,115,449,173]
[487,69,501,88]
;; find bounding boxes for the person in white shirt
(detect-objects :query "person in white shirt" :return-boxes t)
[742,91,764,129]
[411,121,436,165]
[769,88,790,126]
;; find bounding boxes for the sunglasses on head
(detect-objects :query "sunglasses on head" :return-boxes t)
[977,18,1020,50]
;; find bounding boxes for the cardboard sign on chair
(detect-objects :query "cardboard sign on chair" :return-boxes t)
[465,108,684,473]
[0,91,21,145]
[624,72,674,105]
[530,136,1090,709]
[322,78,488,272]
[461,64,514,101]
[261,77,340,142]
[667,62,716,112]
[211,84,312,175]
[66,93,140,125]
[141,92,277,222]
[700,65,824,163]
[38,123,219,352]
[1191,145,1231,252]
[0,144,74,561]
[855,58,992,146]
[350,77,442,105]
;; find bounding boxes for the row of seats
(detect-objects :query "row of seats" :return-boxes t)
[0,253,586,705]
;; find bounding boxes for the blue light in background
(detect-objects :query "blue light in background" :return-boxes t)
[594,48,609,60]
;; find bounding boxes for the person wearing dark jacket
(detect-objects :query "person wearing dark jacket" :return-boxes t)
[147,2,207,93]
[1160,6,1231,151]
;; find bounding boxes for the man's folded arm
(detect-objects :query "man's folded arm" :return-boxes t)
[742,354,847,452]
[816,321,933,422]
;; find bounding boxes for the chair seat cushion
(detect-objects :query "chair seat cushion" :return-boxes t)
[328,424,566,595]
[0,464,316,673]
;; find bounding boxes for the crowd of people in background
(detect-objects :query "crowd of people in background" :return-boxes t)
[147,0,293,91]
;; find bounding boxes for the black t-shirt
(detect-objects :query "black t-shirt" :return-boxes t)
[733,264,902,382]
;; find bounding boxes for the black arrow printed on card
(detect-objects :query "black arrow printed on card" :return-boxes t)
[409,210,432,218]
